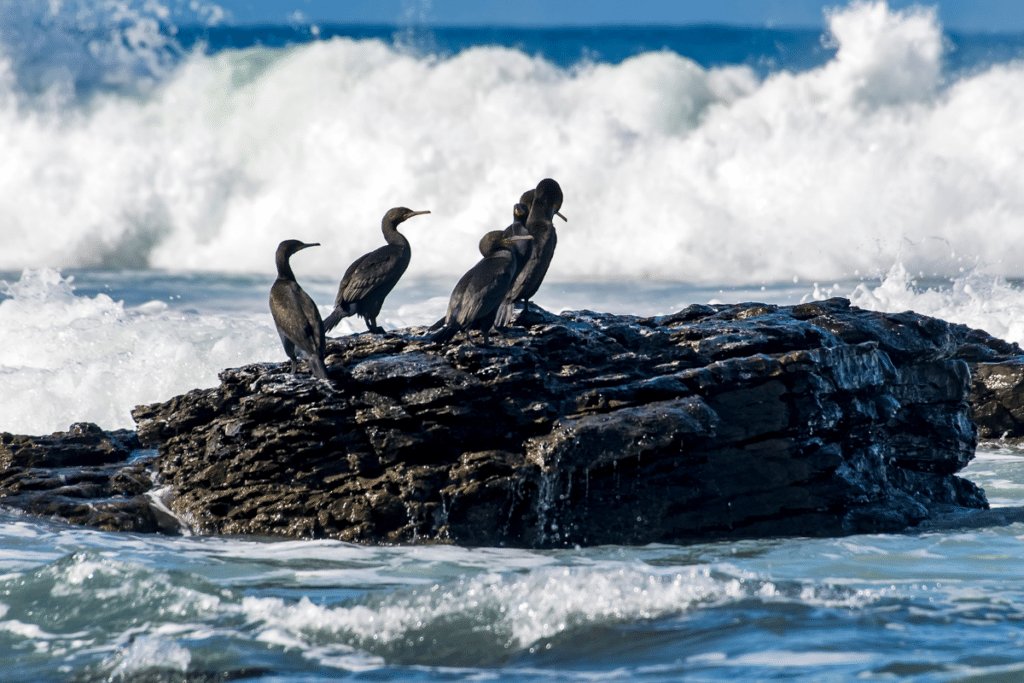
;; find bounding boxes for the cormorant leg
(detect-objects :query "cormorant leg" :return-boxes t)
[283,338,299,374]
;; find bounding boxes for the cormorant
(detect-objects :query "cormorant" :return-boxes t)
[504,202,533,275]
[505,178,565,317]
[492,202,531,329]
[430,231,533,346]
[323,207,430,334]
[270,240,329,380]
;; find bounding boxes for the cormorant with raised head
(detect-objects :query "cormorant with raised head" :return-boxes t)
[430,231,533,346]
[323,207,430,334]
[505,178,565,317]
[270,240,329,380]
[492,201,531,329]
[504,202,532,275]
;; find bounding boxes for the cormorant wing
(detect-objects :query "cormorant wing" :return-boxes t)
[335,245,407,305]
[450,258,514,326]
[271,281,325,357]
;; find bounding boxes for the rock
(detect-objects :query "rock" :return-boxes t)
[947,322,1024,444]
[0,423,172,533]
[1,299,999,545]
[122,298,986,546]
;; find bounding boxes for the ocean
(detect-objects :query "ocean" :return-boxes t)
[4,0,1024,680]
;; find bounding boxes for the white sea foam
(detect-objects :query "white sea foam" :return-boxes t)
[0,268,279,433]
[238,565,733,662]
[106,634,192,678]
[1,2,1023,286]
[842,262,1024,346]
[235,560,876,668]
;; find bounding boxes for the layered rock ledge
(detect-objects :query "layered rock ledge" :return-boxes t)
[5,297,1022,545]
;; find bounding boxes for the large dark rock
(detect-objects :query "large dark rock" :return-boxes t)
[4,298,1010,545]
[121,297,986,546]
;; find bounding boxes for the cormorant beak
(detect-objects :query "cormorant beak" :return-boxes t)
[556,211,567,221]
[301,242,321,250]
[506,235,533,242]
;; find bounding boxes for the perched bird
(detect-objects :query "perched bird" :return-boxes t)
[430,231,533,346]
[504,202,533,277]
[270,240,329,380]
[492,202,531,329]
[323,207,430,334]
[505,178,565,316]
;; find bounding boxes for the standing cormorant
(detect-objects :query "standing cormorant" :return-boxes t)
[505,178,565,317]
[270,240,329,380]
[323,207,430,334]
[504,202,533,275]
[430,232,533,346]
[492,202,531,329]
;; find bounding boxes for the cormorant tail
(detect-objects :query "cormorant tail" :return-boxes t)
[309,354,330,380]
[493,299,515,329]
[429,324,459,345]
[322,306,348,333]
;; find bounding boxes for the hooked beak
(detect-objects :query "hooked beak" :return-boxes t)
[556,211,567,221]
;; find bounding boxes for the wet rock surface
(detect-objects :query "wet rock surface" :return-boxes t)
[0,423,167,533]
[3,298,1017,545]
[959,321,1024,444]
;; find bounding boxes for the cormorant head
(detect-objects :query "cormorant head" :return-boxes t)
[479,230,505,257]
[534,178,565,222]
[479,230,532,257]
[276,239,320,260]
[275,240,320,277]
[383,207,431,228]
[513,202,529,223]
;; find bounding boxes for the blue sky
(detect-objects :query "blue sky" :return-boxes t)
[213,1,1024,32]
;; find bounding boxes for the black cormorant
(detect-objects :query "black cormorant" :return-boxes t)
[323,207,430,334]
[492,202,531,329]
[430,231,532,346]
[505,178,565,316]
[270,240,329,380]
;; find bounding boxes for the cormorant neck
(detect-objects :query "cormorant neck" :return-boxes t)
[382,218,411,248]
[276,252,296,281]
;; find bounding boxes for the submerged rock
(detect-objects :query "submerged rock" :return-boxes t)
[4,298,1011,545]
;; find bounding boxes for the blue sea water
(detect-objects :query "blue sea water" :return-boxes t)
[5,0,1024,680]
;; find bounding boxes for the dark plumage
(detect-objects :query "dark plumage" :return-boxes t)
[323,207,430,334]
[505,178,565,315]
[270,240,329,380]
[493,202,531,329]
[505,202,533,275]
[430,231,533,346]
